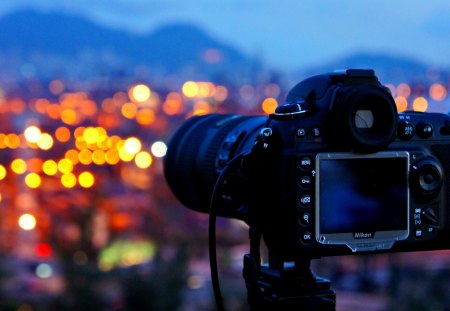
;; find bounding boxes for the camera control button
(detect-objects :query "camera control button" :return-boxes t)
[299,156,312,169]
[296,127,306,138]
[299,194,312,207]
[301,231,313,243]
[415,229,423,238]
[299,175,312,188]
[398,121,415,140]
[311,127,321,138]
[417,123,433,139]
[300,213,312,226]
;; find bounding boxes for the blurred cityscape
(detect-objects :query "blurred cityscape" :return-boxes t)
[0,9,449,311]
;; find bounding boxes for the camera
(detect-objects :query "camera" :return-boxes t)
[164,69,450,259]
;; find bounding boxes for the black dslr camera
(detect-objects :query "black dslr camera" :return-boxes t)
[165,69,450,259]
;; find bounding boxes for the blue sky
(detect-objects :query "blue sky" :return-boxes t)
[1,0,450,70]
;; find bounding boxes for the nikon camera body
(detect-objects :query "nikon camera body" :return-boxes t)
[164,69,450,259]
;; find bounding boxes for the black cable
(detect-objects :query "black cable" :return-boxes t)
[209,153,246,311]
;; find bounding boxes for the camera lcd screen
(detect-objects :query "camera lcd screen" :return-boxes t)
[315,152,409,251]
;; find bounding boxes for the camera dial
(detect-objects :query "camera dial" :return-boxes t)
[410,158,443,200]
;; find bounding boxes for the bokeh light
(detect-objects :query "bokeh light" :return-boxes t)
[43,160,58,176]
[261,97,278,114]
[151,141,167,158]
[11,159,27,174]
[0,165,6,180]
[18,213,36,230]
[25,172,42,188]
[135,151,153,169]
[61,173,77,188]
[130,84,151,102]
[24,126,42,143]
[124,137,142,155]
[78,171,95,188]
[413,97,428,112]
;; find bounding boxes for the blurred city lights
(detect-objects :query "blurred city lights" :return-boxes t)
[429,83,447,101]
[37,133,54,150]
[25,172,42,188]
[18,213,37,230]
[182,81,199,98]
[79,171,95,188]
[0,164,6,180]
[262,97,278,114]
[395,96,408,112]
[11,158,27,174]
[43,160,58,176]
[61,173,77,188]
[130,84,151,103]
[151,141,167,158]
[413,96,428,112]
[135,151,153,169]
[24,126,42,143]
[397,83,411,98]
[35,263,53,279]
[124,137,142,155]
[35,243,53,258]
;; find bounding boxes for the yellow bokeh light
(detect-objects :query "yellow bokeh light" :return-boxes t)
[83,127,100,145]
[413,97,428,112]
[58,158,74,174]
[61,108,79,125]
[42,160,58,176]
[182,81,199,98]
[395,96,408,113]
[78,149,93,165]
[130,84,151,103]
[61,173,77,188]
[37,133,54,150]
[25,172,41,188]
[65,149,80,165]
[6,133,20,149]
[24,126,42,143]
[429,83,447,101]
[118,147,135,162]
[105,149,120,165]
[121,103,138,119]
[124,137,142,155]
[78,171,95,188]
[135,151,153,169]
[0,165,6,180]
[11,159,27,174]
[262,97,278,114]
[75,136,88,150]
[19,213,37,230]
[92,149,106,165]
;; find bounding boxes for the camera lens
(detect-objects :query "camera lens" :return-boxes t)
[164,114,264,217]
[331,86,398,151]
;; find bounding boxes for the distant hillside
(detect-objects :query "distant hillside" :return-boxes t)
[299,52,449,84]
[0,10,255,81]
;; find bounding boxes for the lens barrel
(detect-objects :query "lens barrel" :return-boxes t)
[164,114,263,216]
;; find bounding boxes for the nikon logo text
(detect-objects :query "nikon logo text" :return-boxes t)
[354,232,373,239]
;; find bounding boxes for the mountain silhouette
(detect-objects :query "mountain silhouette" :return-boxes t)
[300,52,448,84]
[0,10,253,80]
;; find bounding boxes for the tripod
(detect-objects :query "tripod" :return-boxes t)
[243,229,336,311]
